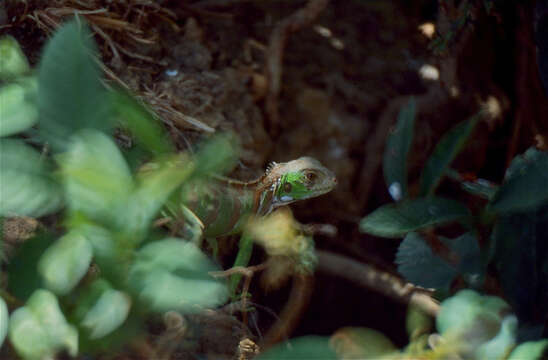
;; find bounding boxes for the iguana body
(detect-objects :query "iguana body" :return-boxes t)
[182,157,337,237]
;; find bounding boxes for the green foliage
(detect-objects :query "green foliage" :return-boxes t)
[37,20,111,151]
[419,114,479,196]
[447,169,498,200]
[406,305,433,341]
[110,90,173,155]
[0,78,38,137]
[436,290,516,359]
[1,19,238,359]
[360,197,470,238]
[383,97,415,201]
[9,290,78,360]
[363,100,548,327]
[0,297,7,348]
[257,336,337,359]
[128,239,228,312]
[489,148,548,213]
[508,339,548,359]
[0,36,30,80]
[38,230,93,295]
[0,139,63,217]
[396,232,458,289]
[396,232,483,289]
[80,289,131,339]
[330,327,398,359]
[7,233,55,300]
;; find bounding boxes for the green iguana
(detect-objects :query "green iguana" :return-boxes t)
[177,156,337,238]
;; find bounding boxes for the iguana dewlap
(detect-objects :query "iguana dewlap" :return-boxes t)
[182,157,337,237]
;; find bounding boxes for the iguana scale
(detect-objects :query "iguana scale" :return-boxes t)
[180,157,337,237]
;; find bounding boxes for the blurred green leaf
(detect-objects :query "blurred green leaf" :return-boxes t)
[396,232,457,289]
[37,19,111,151]
[38,230,93,295]
[0,296,7,348]
[475,315,517,360]
[81,289,131,339]
[442,232,483,286]
[437,290,510,339]
[383,97,415,201]
[330,327,397,359]
[419,114,479,196]
[59,129,133,223]
[110,89,173,155]
[0,78,38,137]
[446,169,498,200]
[72,278,112,323]
[406,305,433,341]
[257,336,336,360]
[124,134,239,241]
[489,148,548,213]
[124,155,194,240]
[7,233,55,300]
[9,289,78,359]
[129,239,227,313]
[508,339,548,360]
[0,36,30,80]
[360,197,470,238]
[0,139,63,217]
[192,133,240,177]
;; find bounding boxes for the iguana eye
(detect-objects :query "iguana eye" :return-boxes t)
[305,172,316,182]
[283,182,292,193]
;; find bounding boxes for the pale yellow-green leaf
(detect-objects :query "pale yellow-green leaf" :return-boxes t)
[38,231,93,295]
[81,289,131,339]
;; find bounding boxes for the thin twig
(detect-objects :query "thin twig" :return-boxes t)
[316,250,440,317]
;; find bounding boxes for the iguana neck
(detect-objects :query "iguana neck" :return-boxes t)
[214,170,280,216]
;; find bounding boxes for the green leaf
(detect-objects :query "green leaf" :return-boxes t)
[0,139,63,217]
[396,232,457,289]
[446,169,498,200]
[37,19,111,151]
[360,197,470,238]
[129,239,228,312]
[436,290,510,339]
[440,232,484,288]
[383,97,415,201]
[475,315,517,360]
[81,289,131,339]
[110,89,173,155]
[419,114,479,195]
[0,36,30,80]
[38,230,93,295]
[9,289,78,359]
[0,79,38,137]
[192,133,240,177]
[257,336,336,360]
[330,327,397,359]
[508,339,548,360]
[59,130,133,223]
[489,148,548,213]
[123,155,193,240]
[0,296,7,348]
[406,305,433,341]
[7,233,55,300]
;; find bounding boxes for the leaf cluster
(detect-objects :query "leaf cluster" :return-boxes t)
[359,98,548,357]
[0,19,239,359]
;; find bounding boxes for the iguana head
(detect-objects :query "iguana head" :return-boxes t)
[268,157,337,207]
